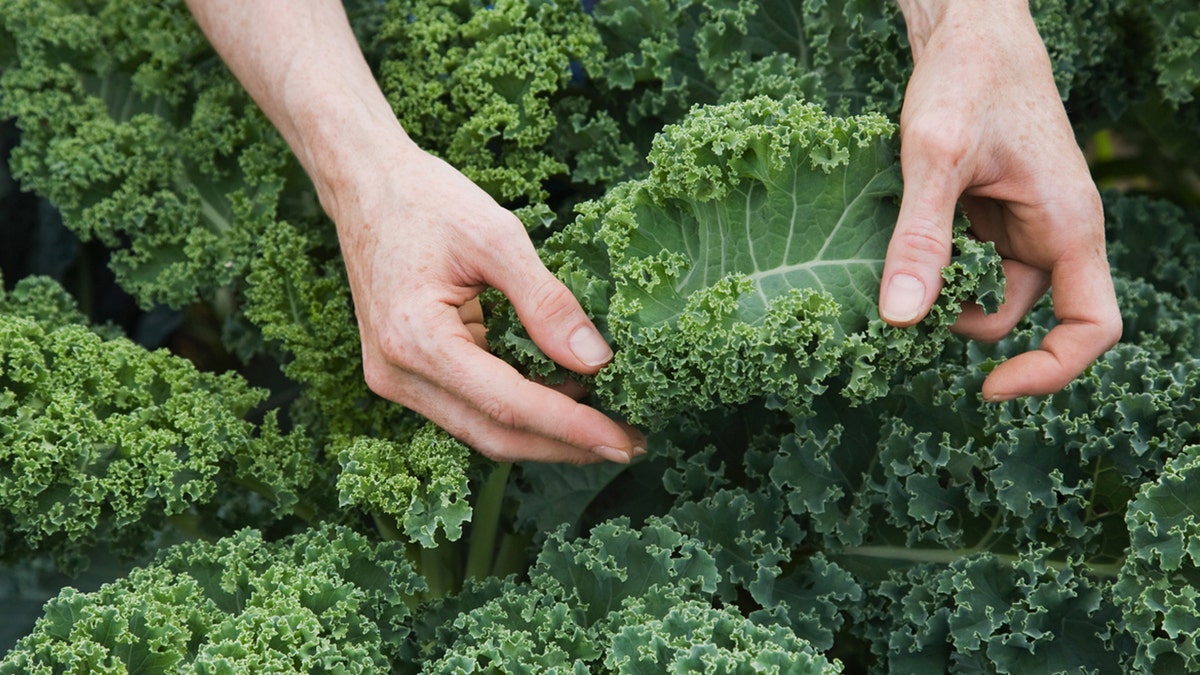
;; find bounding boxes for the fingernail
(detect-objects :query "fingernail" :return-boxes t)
[632,444,647,457]
[593,445,631,464]
[569,326,613,367]
[881,273,926,324]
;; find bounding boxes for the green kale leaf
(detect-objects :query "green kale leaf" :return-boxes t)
[1115,444,1200,672]
[497,95,1002,427]
[421,518,840,674]
[0,278,316,572]
[0,526,423,674]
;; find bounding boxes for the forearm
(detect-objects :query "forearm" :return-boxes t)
[184,0,411,214]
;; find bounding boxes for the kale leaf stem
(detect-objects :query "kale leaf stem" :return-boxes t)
[464,461,512,581]
[837,544,1125,578]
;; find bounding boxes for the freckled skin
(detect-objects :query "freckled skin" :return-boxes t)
[185,0,643,464]
[885,0,1121,401]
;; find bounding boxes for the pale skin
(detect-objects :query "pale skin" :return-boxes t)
[884,0,1122,399]
[186,0,643,465]
[186,0,1119,463]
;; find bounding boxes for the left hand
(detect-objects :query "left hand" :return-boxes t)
[882,0,1122,400]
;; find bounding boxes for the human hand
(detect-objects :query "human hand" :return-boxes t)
[182,0,643,462]
[327,133,645,464]
[882,0,1122,401]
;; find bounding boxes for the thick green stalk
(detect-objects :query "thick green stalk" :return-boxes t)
[377,510,463,600]
[464,461,512,581]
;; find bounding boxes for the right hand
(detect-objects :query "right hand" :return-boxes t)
[327,133,645,464]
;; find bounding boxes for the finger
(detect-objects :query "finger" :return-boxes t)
[418,384,610,465]
[464,322,488,349]
[365,294,639,462]
[952,258,1049,342]
[880,130,968,327]
[424,332,641,462]
[431,397,607,465]
[367,350,635,464]
[543,376,590,401]
[981,251,1121,400]
[458,297,484,324]
[481,236,613,375]
[457,297,488,349]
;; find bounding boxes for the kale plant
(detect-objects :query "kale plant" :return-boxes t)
[1,0,1199,672]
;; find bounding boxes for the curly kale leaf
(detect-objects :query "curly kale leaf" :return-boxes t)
[0,0,318,308]
[590,0,908,127]
[380,0,915,215]
[336,424,473,549]
[421,518,840,674]
[1142,0,1200,107]
[497,96,1002,427]
[1100,194,1200,365]
[1114,444,1200,673]
[1030,0,1127,102]
[709,0,910,115]
[0,274,104,335]
[650,192,1200,668]
[0,526,424,674]
[380,0,638,223]
[868,550,1125,674]
[655,343,1195,671]
[0,278,316,572]
[604,600,839,674]
[724,294,1198,667]
[668,486,861,652]
[1104,190,1200,301]
[763,334,1200,564]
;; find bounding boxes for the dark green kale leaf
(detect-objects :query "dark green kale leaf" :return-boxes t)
[0,277,317,572]
[0,526,423,674]
[0,0,317,308]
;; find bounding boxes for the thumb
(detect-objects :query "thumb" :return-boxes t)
[488,244,613,375]
[879,164,961,327]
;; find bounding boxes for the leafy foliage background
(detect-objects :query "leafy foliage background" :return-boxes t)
[0,0,1198,672]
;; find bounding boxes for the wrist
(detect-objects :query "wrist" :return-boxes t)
[287,83,420,223]
[897,0,1031,58]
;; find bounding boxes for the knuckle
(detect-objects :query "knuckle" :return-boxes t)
[477,393,521,431]
[359,315,435,397]
[360,361,392,399]
[527,276,580,325]
[893,218,951,263]
[475,212,529,253]
[1097,311,1124,348]
[375,328,414,369]
[1078,187,1105,223]
[904,119,972,167]
[360,336,421,403]
[1044,188,1104,230]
